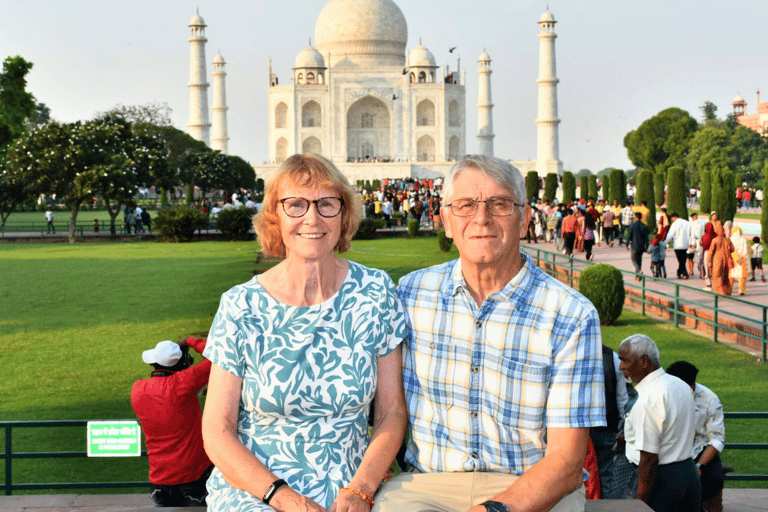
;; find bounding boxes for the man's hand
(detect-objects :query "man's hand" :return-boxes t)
[177,337,189,347]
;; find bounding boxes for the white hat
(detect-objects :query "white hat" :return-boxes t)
[142,340,182,367]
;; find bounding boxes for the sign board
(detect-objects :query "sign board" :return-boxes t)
[87,420,141,457]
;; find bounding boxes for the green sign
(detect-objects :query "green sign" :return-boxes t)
[87,421,141,457]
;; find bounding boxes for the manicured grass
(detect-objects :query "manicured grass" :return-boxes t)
[0,238,765,492]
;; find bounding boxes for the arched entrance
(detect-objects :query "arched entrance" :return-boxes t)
[346,96,390,161]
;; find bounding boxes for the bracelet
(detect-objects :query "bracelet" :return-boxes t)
[339,487,374,508]
[262,479,287,505]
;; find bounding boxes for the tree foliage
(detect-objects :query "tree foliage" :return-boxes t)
[763,161,768,242]
[228,155,256,191]
[543,173,558,203]
[685,126,729,188]
[588,175,598,201]
[580,176,588,201]
[699,169,712,214]
[0,56,36,159]
[636,169,655,232]
[624,107,698,176]
[653,172,665,206]
[97,102,173,127]
[562,172,575,205]
[711,163,736,222]
[609,169,627,205]
[666,166,688,219]
[526,171,539,201]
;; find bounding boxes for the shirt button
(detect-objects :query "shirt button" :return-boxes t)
[471,366,479,374]
[429,342,435,349]
[471,452,479,459]
[470,412,478,418]
[475,320,482,328]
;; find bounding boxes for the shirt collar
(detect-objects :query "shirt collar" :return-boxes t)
[635,367,665,394]
[445,252,531,303]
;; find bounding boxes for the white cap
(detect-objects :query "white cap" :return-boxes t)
[142,340,182,367]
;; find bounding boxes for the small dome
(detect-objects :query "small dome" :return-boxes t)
[409,43,436,68]
[295,44,325,69]
[539,9,555,23]
[479,50,491,62]
[190,12,205,26]
[213,53,225,64]
[733,93,745,103]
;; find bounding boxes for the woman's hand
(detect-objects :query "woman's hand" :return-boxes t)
[328,490,371,512]
[271,486,327,512]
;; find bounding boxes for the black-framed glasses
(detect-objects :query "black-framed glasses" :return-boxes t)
[279,197,344,218]
[445,197,524,217]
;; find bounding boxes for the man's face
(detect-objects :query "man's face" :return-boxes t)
[618,345,649,384]
[442,169,529,270]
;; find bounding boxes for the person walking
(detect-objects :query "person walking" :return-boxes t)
[583,209,597,261]
[750,237,766,282]
[620,202,635,246]
[45,206,55,234]
[707,221,735,296]
[730,225,749,295]
[561,208,577,256]
[602,206,615,247]
[627,212,649,281]
[664,213,690,279]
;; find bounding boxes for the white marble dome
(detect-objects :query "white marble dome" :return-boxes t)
[190,12,205,26]
[479,50,491,62]
[539,9,555,23]
[315,0,408,66]
[733,93,745,103]
[213,52,225,64]
[295,44,325,69]
[409,43,436,68]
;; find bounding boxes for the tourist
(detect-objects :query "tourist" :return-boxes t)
[648,233,667,279]
[687,212,704,279]
[202,154,407,511]
[45,206,55,234]
[92,219,99,233]
[619,335,701,512]
[750,236,765,282]
[666,361,726,512]
[627,212,649,280]
[602,204,615,246]
[582,208,596,261]
[131,337,213,507]
[664,212,690,279]
[619,201,635,246]
[730,225,749,295]
[561,207,577,256]
[707,220,735,295]
[376,155,605,512]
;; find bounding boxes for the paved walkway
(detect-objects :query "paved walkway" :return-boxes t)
[0,490,765,511]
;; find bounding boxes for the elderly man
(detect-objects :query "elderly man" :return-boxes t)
[376,155,606,512]
[664,213,691,279]
[618,335,701,512]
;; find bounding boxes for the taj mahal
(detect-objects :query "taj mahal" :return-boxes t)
[186,0,563,183]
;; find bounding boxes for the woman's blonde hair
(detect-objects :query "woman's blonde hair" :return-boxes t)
[254,154,361,257]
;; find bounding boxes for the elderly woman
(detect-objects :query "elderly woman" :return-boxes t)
[707,219,735,296]
[202,154,408,512]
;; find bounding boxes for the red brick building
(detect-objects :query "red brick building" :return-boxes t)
[733,91,768,134]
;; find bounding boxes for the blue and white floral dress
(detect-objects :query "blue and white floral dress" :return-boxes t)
[203,261,408,511]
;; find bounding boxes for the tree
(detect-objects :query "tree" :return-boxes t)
[96,102,173,127]
[526,171,539,201]
[763,161,768,242]
[179,149,235,200]
[0,56,36,160]
[711,163,736,222]
[685,126,730,188]
[728,126,768,186]
[580,175,588,201]
[602,172,612,203]
[0,170,26,231]
[228,155,256,192]
[588,175,598,201]
[576,168,591,178]
[666,166,688,219]
[653,172,665,206]
[543,173,558,203]
[562,172,575,205]
[636,169,655,232]
[624,107,698,176]
[700,101,718,124]
[25,102,51,130]
[699,169,712,214]
[609,169,627,205]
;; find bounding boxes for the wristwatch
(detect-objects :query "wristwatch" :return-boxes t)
[262,479,287,505]
[481,500,510,512]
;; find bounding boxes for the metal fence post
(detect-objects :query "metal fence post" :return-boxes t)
[642,275,646,316]
[569,257,574,288]
[4,425,11,495]
[763,308,767,363]
[714,295,719,344]
[673,282,680,328]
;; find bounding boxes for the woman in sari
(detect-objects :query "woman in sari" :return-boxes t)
[707,219,735,295]
[730,225,750,296]
[574,208,586,253]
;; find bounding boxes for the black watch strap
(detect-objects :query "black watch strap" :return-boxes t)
[481,501,510,512]
[262,479,287,505]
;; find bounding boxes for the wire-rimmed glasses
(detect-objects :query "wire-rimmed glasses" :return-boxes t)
[445,197,525,217]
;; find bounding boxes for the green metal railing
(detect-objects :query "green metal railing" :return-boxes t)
[526,246,768,363]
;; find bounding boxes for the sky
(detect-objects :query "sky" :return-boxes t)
[2,0,766,174]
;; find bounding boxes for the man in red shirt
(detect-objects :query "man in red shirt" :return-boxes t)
[131,337,213,507]
[561,208,578,256]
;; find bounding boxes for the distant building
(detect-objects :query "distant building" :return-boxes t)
[732,91,768,135]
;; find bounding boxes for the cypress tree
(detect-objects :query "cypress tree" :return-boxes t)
[580,176,589,201]
[666,166,688,219]
[636,169,656,232]
[711,164,736,222]
[609,169,626,205]
[562,172,576,205]
[699,169,711,214]
[526,171,540,202]
[544,173,558,203]
[603,173,612,203]
[588,175,598,201]
[653,172,665,206]
[762,161,768,242]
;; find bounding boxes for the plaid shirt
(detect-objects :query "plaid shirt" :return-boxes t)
[398,254,605,475]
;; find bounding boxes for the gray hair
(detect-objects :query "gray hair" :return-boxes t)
[619,334,661,368]
[442,155,526,216]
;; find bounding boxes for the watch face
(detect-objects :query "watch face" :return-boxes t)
[483,501,509,512]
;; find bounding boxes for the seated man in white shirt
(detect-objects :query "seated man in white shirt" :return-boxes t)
[618,334,701,512]
[666,361,726,512]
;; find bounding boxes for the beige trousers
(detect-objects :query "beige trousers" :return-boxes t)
[373,471,586,512]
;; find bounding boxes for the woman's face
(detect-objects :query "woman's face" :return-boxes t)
[278,181,343,262]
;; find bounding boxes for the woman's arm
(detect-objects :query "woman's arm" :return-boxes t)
[330,346,407,512]
[202,363,326,512]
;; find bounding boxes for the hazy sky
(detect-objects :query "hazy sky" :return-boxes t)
[2,0,766,173]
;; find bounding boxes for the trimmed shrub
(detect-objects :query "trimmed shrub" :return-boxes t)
[407,218,419,238]
[699,169,711,213]
[437,229,453,252]
[216,207,256,241]
[354,218,385,240]
[666,166,688,219]
[526,171,539,201]
[653,171,665,206]
[578,263,625,325]
[153,206,208,242]
[610,169,627,205]
[580,176,589,201]
[562,172,576,205]
[588,175,598,201]
[636,169,656,232]
[712,165,736,222]
[544,173,558,203]
[763,161,768,242]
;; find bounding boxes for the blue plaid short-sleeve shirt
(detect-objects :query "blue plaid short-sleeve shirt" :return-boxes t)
[398,252,606,474]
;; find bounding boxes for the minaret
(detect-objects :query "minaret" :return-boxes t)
[187,11,211,146]
[211,52,229,154]
[536,9,562,175]
[477,50,494,156]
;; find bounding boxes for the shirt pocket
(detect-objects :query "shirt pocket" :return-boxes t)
[489,357,548,432]
[411,334,458,408]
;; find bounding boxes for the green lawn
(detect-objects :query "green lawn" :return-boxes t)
[0,238,765,492]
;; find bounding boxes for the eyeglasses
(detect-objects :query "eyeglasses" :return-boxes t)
[445,197,524,217]
[279,197,344,218]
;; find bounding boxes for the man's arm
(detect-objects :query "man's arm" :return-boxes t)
[467,427,588,512]
[636,450,659,503]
